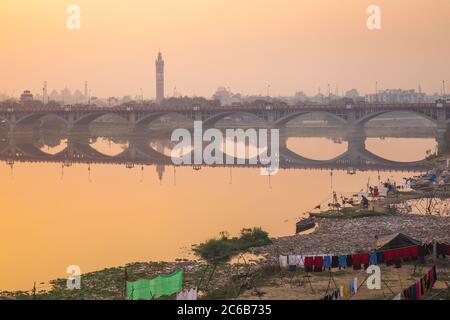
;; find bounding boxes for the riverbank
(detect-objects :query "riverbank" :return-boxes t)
[250,215,450,260]
[2,212,449,300]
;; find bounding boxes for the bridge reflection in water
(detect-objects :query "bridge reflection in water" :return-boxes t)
[0,121,441,291]
[0,125,438,176]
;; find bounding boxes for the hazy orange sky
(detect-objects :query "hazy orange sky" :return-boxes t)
[0,0,449,98]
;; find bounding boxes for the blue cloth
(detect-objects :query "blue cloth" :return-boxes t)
[377,251,385,264]
[338,255,347,268]
[369,251,378,265]
[348,280,354,294]
[323,256,332,269]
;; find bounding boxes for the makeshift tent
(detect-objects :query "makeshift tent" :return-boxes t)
[376,233,422,250]
[127,268,183,300]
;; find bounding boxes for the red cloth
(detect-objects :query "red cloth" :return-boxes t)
[313,256,324,269]
[352,254,361,265]
[360,253,370,265]
[384,250,394,262]
[401,247,410,259]
[409,246,419,258]
[392,249,401,260]
[304,256,314,267]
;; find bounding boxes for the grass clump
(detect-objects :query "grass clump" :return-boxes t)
[192,228,271,263]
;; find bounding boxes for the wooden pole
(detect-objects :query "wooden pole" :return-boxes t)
[32,282,36,300]
[123,267,128,300]
[432,239,437,265]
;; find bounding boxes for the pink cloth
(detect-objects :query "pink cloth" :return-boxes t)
[415,281,421,300]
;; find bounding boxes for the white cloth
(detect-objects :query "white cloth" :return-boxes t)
[177,288,197,300]
[296,255,305,266]
[378,186,388,197]
[288,255,305,266]
[279,255,288,267]
[392,293,402,300]
[353,277,358,293]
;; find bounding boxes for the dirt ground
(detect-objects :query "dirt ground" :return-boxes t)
[237,259,450,300]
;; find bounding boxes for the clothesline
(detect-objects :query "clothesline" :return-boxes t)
[279,242,449,272]
[393,265,437,300]
[280,241,449,259]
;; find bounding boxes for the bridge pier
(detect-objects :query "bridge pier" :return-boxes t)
[436,126,449,155]
[346,124,367,162]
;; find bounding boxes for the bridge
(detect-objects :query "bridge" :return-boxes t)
[1,102,449,131]
[0,131,432,173]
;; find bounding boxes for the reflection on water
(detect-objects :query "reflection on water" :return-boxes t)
[0,129,439,291]
[90,137,129,156]
[39,138,68,155]
[365,138,437,162]
[287,137,347,161]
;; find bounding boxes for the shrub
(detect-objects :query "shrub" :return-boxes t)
[193,227,271,263]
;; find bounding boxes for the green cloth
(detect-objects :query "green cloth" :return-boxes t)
[127,268,183,300]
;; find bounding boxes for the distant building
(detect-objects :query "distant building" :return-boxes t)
[365,89,426,103]
[345,89,360,100]
[212,87,242,106]
[155,51,164,103]
[61,87,72,105]
[20,90,34,105]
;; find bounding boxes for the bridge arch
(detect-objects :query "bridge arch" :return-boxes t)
[203,111,267,126]
[274,111,348,127]
[355,110,437,126]
[74,112,129,126]
[15,113,68,126]
[135,111,193,127]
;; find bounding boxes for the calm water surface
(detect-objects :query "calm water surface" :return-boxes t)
[0,136,437,290]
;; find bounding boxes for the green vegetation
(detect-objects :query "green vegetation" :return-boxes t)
[311,207,393,219]
[192,228,272,263]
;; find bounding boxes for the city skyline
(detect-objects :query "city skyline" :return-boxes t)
[1,0,449,98]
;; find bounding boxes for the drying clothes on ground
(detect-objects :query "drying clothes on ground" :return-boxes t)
[369,251,377,266]
[360,253,370,269]
[279,255,288,268]
[304,256,314,272]
[323,256,332,270]
[385,250,394,266]
[353,278,358,293]
[392,293,402,300]
[409,246,419,260]
[331,255,339,268]
[338,255,347,269]
[313,256,324,272]
[348,280,354,295]
[415,281,421,300]
[346,254,353,267]
[401,265,436,300]
[342,283,350,299]
[351,254,362,270]
[127,268,183,300]
[401,247,411,261]
[296,255,306,266]
[419,245,427,264]
[376,251,385,264]
[420,277,425,296]
[437,243,447,258]
[288,255,305,266]
[176,287,197,300]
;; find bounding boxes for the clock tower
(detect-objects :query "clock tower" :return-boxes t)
[155,51,164,103]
